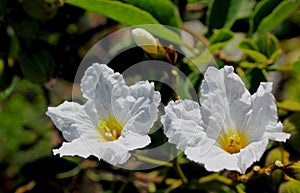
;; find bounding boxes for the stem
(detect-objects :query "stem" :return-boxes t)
[199,173,233,186]
[117,173,133,193]
[133,154,173,167]
[117,180,128,193]
[174,157,188,184]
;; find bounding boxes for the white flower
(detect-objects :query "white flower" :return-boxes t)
[132,28,158,55]
[161,65,290,173]
[46,63,160,165]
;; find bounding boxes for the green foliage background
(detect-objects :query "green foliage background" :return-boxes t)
[1,0,300,192]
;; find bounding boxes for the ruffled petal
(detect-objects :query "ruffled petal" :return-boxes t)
[117,131,151,150]
[263,123,290,142]
[185,137,269,173]
[161,100,204,151]
[200,66,252,140]
[80,63,129,120]
[238,139,269,173]
[53,137,94,158]
[114,81,160,135]
[50,64,161,166]
[185,139,241,173]
[46,101,82,141]
[92,141,131,165]
[249,82,290,142]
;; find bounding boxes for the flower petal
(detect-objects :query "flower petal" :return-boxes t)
[46,101,82,141]
[238,139,269,173]
[53,137,93,158]
[200,66,252,139]
[185,138,241,173]
[80,63,129,120]
[161,100,204,151]
[114,81,160,135]
[249,82,290,142]
[93,141,131,165]
[117,131,151,150]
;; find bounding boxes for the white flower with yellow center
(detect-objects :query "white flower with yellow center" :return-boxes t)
[161,65,290,173]
[46,63,160,165]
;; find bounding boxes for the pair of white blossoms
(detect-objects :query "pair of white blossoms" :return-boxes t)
[47,63,290,173]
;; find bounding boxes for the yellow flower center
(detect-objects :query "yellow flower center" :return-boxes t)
[218,129,248,154]
[97,116,123,141]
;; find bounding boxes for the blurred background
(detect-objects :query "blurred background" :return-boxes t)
[1,0,300,192]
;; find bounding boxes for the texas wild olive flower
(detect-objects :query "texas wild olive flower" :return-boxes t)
[46,63,160,165]
[161,65,290,173]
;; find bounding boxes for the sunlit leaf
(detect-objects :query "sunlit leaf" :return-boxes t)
[292,59,300,71]
[122,0,182,28]
[68,0,159,25]
[67,0,182,45]
[277,100,300,111]
[208,29,234,52]
[206,0,255,35]
[256,33,281,60]
[240,49,268,64]
[250,0,282,33]
[257,0,300,38]
[224,0,256,28]
[239,39,260,51]
[279,179,300,193]
[265,147,289,166]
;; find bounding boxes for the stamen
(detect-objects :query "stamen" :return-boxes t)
[219,129,248,154]
[97,117,123,141]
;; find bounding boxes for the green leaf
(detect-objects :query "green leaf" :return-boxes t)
[239,38,268,64]
[122,0,181,28]
[206,0,230,35]
[257,0,300,38]
[67,0,182,45]
[283,112,300,154]
[207,0,255,35]
[265,147,289,166]
[256,33,281,58]
[0,79,51,174]
[277,100,300,111]
[188,0,208,3]
[250,0,282,33]
[187,51,213,70]
[239,62,266,69]
[242,50,267,64]
[239,39,260,52]
[224,0,256,28]
[279,179,300,193]
[239,33,282,66]
[19,49,55,84]
[208,29,234,52]
[292,59,300,71]
[0,77,18,99]
[67,0,159,25]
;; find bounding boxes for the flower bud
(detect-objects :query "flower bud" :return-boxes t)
[132,28,158,55]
